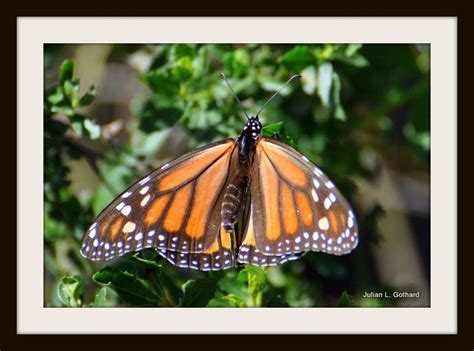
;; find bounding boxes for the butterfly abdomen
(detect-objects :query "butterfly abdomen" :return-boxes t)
[221,174,250,232]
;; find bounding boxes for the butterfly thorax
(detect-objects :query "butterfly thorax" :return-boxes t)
[237,116,261,162]
[220,117,261,234]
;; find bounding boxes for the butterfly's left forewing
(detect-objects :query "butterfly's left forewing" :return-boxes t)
[81,138,238,270]
[242,137,358,259]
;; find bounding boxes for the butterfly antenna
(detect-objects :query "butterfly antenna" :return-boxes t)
[256,74,302,117]
[220,73,250,120]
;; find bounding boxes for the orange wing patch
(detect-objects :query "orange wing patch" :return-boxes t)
[263,143,307,188]
[328,210,339,235]
[219,226,233,250]
[280,183,298,235]
[203,237,220,254]
[110,216,125,240]
[295,191,313,227]
[241,208,256,247]
[144,194,171,227]
[260,152,281,241]
[163,183,193,232]
[185,151,231,239]
[159,143,232,191]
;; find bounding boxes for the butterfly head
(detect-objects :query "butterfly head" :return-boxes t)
[243,116,262,140]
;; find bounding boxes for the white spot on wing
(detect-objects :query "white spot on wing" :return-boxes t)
[139,176,151,185]
[121,192,132,198]
[311,188,319,202]
[141,194,151,207]
[318,217,329,230]
[121,205,132,216]
[348,217,354,228]
[88,228,97,239]
[123,221,136,233]
[324,197,332,209]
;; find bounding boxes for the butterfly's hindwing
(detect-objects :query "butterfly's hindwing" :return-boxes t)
[156,228,236,270]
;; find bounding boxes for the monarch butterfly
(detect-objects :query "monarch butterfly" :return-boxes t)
[80,74,358,271]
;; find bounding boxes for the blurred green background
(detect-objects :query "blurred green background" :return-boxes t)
[44,44,430,308]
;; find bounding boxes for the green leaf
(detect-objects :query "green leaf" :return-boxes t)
[337,290,353,307]
[218,276,250,303]
[144,71,180,96]
[223,49,250,77]
[239,265,266,307]
[172,56,194,81]
[207,293,247,307]
[83,118,101,139]
[133,251,163,270]
[244,265,266,293]
[343,53,369,68]
[69,114,87,137]
[91,287,107,307]
[279,45,314,72]
[170,44,195,62]
[181,278,218,307]
[46,87,65,105]
[331,72,346,121]
[51,104,74,117]
[317,62,333,108]
[345,44,363,56]
[359,297,385,307]
[79,85,96,107]
[137,100,183,133]
[262,122,297,149]
[59,59,74,84]
[57,275,85,307]
[191,46,208,78]
[301,65,318,95]
[93,266,162,306]
[63,79,80,108]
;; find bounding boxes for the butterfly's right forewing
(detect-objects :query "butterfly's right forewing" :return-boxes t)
[243,137,358,258]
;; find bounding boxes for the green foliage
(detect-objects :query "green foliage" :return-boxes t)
[336,291,353,307]
[57,275,85,307]
[44,44,430,308]
[262,122,298,148]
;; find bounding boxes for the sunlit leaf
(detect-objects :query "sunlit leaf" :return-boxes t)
[57,275,85,307]
[317,62,333,108]
[279,45,314,72]
[91,287,107,307]
[93,266,162,306]
[59,59,74,84]
[262,122,298,149]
